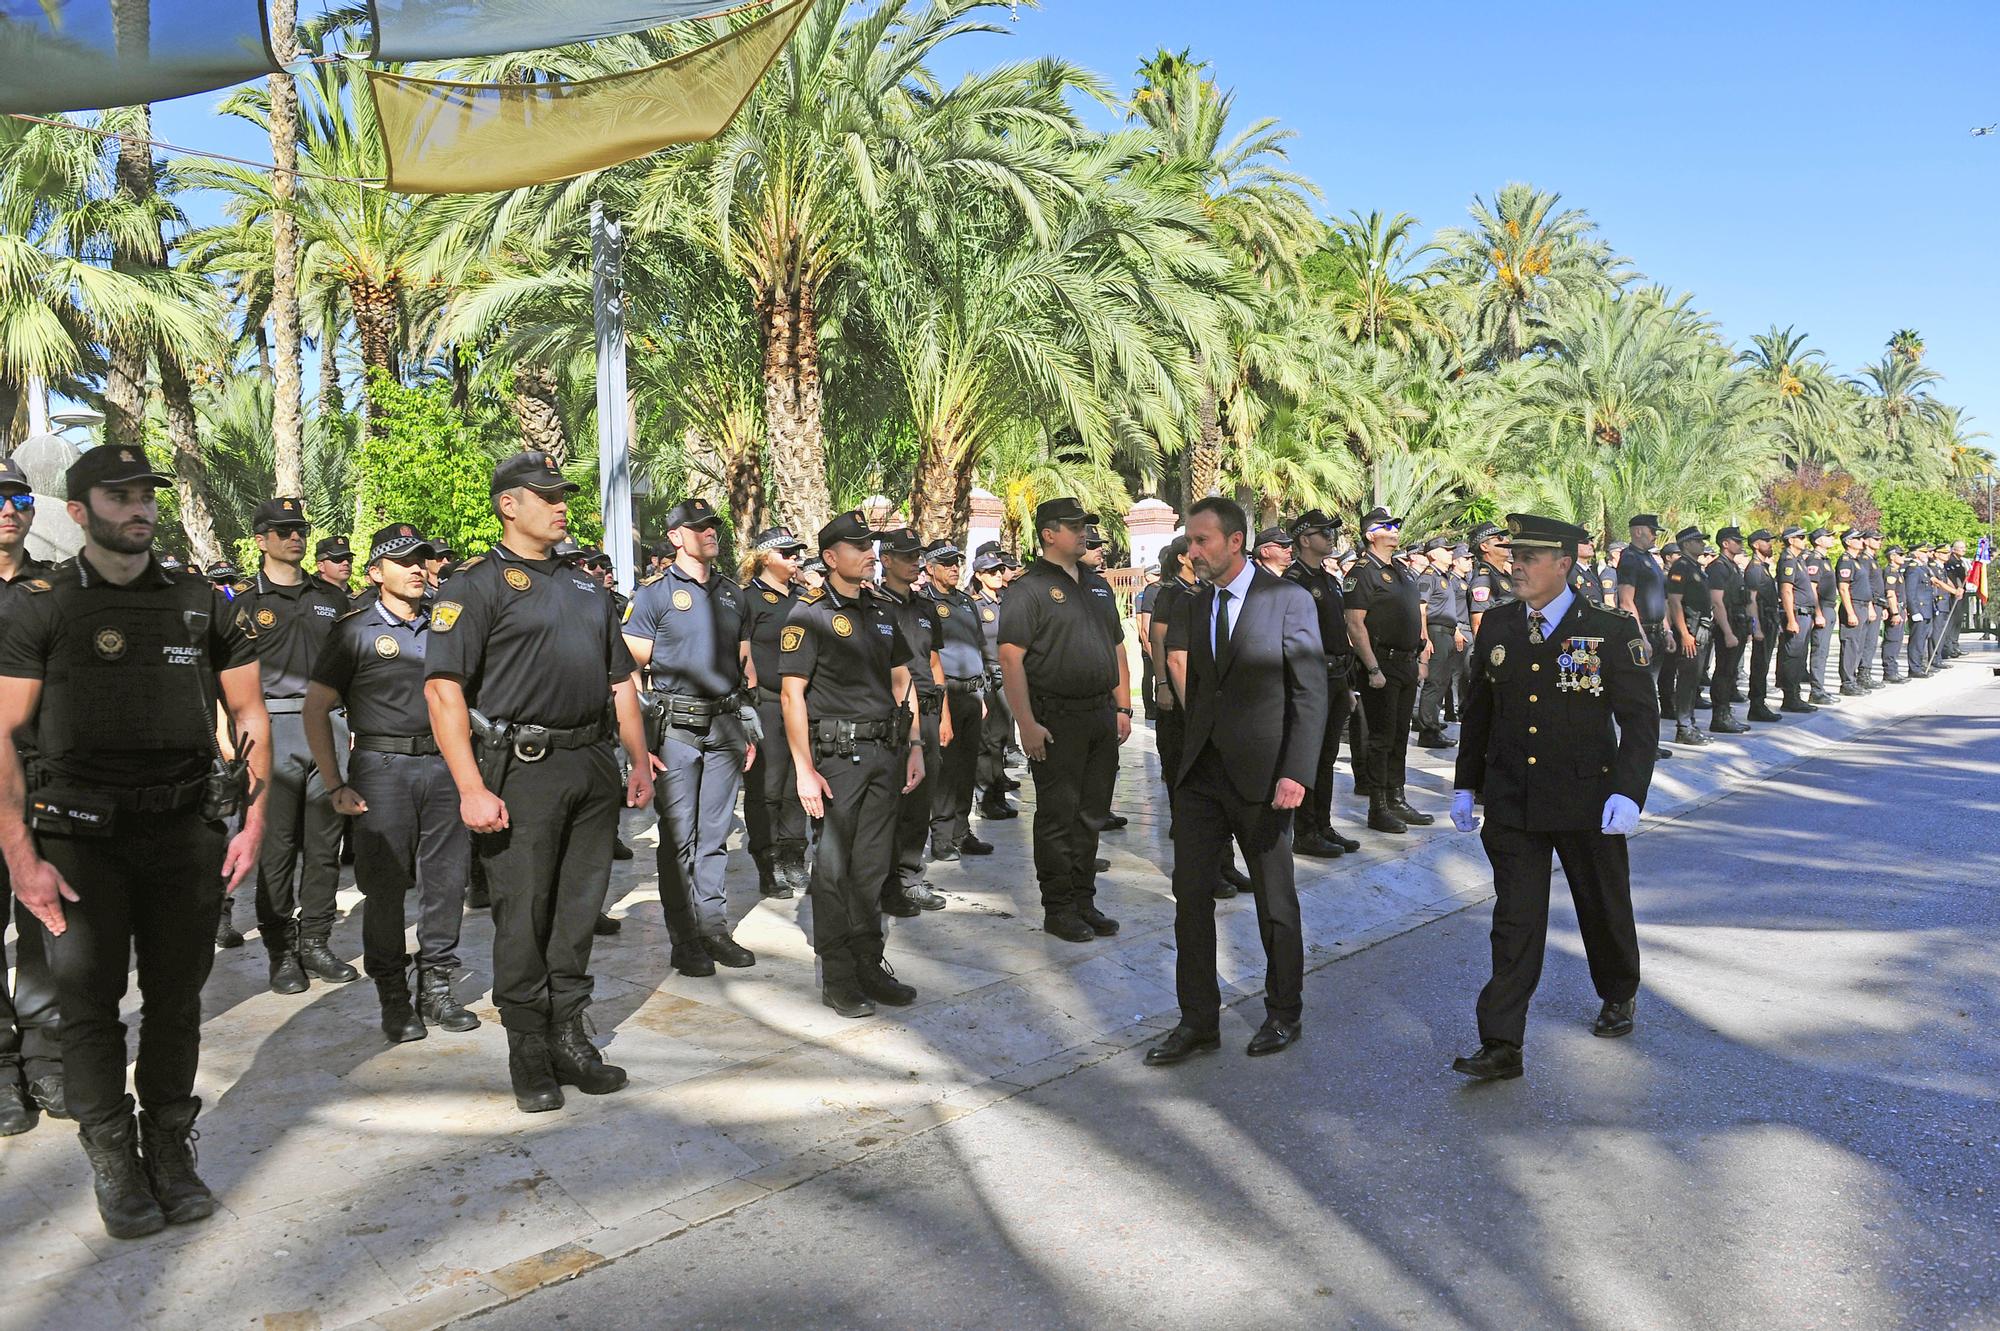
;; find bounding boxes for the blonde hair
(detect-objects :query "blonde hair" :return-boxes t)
[740,547,792,587]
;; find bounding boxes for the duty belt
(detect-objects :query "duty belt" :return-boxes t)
[353,733,441,757]
[915,684,945,715]
[492,717,609,763]
[944,676,986,696]
[48,777,206,814]
[1375,644,1420,660]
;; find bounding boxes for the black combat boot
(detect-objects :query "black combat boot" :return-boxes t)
[298,933,359,983]
[752,848,790,899]
[0,1081,34,1136]
[214,896,243,949]
[137,1097,217,1226]
[267,923,308,995]
[375,973,428,1043]
[506,1029,564,1113]
[855,953,917,1007]
[822,979,876,1018]
[548,1016,628,1095]
[1367,793,1407,835]
[1390,788,1434,826]
[776,840,810,897]
[417,967,480,1033]
[466,857,491,909]
[79,1114,166,1239]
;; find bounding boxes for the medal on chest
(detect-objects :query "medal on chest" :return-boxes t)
[1556,636,1604,696]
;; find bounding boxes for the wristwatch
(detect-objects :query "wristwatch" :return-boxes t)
[1114,706,1133,717]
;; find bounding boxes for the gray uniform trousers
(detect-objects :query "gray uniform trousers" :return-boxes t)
[1809,605,1838,693]
[348,749,468,979]
[653,721,747,945]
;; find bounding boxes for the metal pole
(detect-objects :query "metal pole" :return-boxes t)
[592,202,635,595]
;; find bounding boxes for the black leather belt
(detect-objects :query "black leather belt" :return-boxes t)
[944,677,985,696]
[494,718,610,762]
[810,717,896,742]
[353,733,440,756]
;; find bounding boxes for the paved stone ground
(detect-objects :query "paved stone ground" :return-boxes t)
[1,643,1992,1331]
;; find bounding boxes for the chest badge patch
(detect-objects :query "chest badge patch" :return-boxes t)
[831,613,854,638]
[780,625,806,652]
[672,588,694,611]
[763,590,780,604]
[255,607,277,627]
[504,568,533,592]
[1381,571,1392,583]
[433,602,462,632]
[374,634,400,659]
[93,627,127,661]
[1557,636,1604,695]
[1048,586,1066,603]
[937,603,951,617]
[1489,645,1506,667]
[982,608,996,621]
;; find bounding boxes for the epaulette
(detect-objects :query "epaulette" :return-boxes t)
[335,604,370,623]
[19,577,51,594]
[638,572,663,587]
[798,585,826,604]
[1592,600,1637,620]
[231,580,252,594]
[457,556,485,573]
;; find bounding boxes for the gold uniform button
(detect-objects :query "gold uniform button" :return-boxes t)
[1528,693,1538,703]
[1527,756,1537,765]
[1531,663,1540,672]
[1528,725,1538,734]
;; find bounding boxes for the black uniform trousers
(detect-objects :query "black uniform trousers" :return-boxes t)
[1672,621,1711,726]
[1155,705,1185,831]
[888,701,942,892]
[1301,661,1355,837]
[1139,651,1158,721]
[40,811,223,1132]
[1709,626,1745,725]
[1170,744,1303,1031]
[1944,595,1966,654]
[1476,820,1640,1049]
[349,750,468,980]
[807,737,901,983]
[1415,624,1460,734]
[930,689,982,851]
[1026,700,1118,921]
[1859,608,1882,680]
[1883,614,1906,680]
[654,722,745,945]
[1747,613,1777,709]
[977,673,1014,795]
[1778,620,1814,700]
[0,861,61,1086]
[743,689,806,856]
[1357,651,1419,793]
[1638,622,1670,718]
[250,708,346,945]
[1908,614,1933,675]
[480,743,618,1034]
[1809,604,1838,693]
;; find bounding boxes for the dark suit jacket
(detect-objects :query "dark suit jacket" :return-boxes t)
[1454,597,1659,832]
[1173,565,1329,804]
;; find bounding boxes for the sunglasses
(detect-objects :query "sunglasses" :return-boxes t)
[0,493,33,512]
[1367,521,1403,533]
[264,524,309,537]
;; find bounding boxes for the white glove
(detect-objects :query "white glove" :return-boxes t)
[1600,794,1640,836]
[1450,789,1479,832]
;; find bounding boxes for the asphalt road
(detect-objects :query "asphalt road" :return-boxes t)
[466,677,2000,1331]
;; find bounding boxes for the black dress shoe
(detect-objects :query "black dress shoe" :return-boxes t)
[612,837,634,861]
[1102,813,1129,831]
[0,1083,34,1136]
[1781,700,1818,714]
[1078,905,1119,937]
[1450,1040,1523,1081]
[1417,731,1454,751]
[1144,1025,1221,1066]
[822,981,876,1019]
[1043,914,1095,943]
[1592,998,1635,1038]
[700,934,756,968]
[957,833,994,855]
[1246,1018,1301,1057]
[26,1074,67,1119]
[214,917,243,950]
[1809,691,1838,705]
[1840,684,1862,697]
[1747,706,1783,722]
[1293,833,1345,859]
[594,913,622,936]
[979,800,1019,820]
[1655,746,1674,760]
[1220,863,1251,893]
[1673,726,1711,746]
[1325,826,1361,853]
[670,941,716,977]
[1708,718,1751,734]
[880,887,923,918]
[1093,857,1110,873]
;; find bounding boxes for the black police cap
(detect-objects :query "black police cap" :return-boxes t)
[924,539,963,563]
[1841,528,1864,543]
[1451,542,1471,559]
[1747,528,1774,544]
[1674,525,1707,548]
[67,444,171,496]
[1809,526,1833,542]
[1716,526,1744,545]
[315,536,353,561]
[551,538,584,558]
[251,496,309,532]
[1628,513,1660,531]
[1468,520,1505,546]
[1083,525,1107,548]
[205,561,239,581]
[753,526,806,553]
[0,456,30,493]
[368,523,435,564]
[1255,526,1293,548]
[1421,536,1449,554]
[1780,524,1806,540]
[974,540,1003,558]
[1361,506,1401,531]
[667,497,721,530]
[491,449,578,496]
[1034,496,1097,531]
[972,552,1004,573]
[1504,513,1588,551]
[817,509,874,550]
[1288,508,1338,537]
[878,526,924,557]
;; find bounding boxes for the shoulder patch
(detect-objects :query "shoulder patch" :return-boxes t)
[335,605,369,623]
[1628,635,1652,667]
[457,556,485,572]
[639,572,663,587]
[432,601,463,632]
[780,624,806,653]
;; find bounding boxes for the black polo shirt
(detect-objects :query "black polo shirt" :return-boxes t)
[312,599,434,737]
[1704,554,1747,625]
[1744,556,1779,615]
[741,574,798,692]
[998,557,1122,698]
[231,568,349,702]
[1282,562,1351,656]
[424,544,633,730]
[1665,554,1708,621]
[625,563,746,699]
[1776,548,1817,617]
[1615,545,1666,623]
[1811,549,1840,607]
[876,583,939,685]
[930,585,989,679]
[779,582,911,721]
[1346,551,1424,649]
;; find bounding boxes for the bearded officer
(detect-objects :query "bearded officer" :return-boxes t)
[1448,513,1657,1081]
[780,510,926,1017]
[425,450,654,1115]
[924,539,993,862]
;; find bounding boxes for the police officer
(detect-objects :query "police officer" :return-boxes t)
[1467,521,1515,637]
[874,528,948,916]
[1881,546,1908,681]
[1415,537,1464,750]
[970,551,1018,820]
[304,524,479,1043]
[1775,526,1820,712]
[0,457,60,1132]
[999,497,1130,943]
[1904,544,1939,677]
[1449,542,1476,717]
[780,510,926,1017]
[1134,562,1163,721]
[1447,513,1657,1082]
[1742,529,1781,721]
[1835,529,1869,696]
[425,450,654,1114]
[313,537,356,603]
[623,497,759,978]
[1343,507,1434,834]
[1254,527,1294,578]
[1706,527,1752,734]
[1806,527,1841,703]
[0,443,269,1238]
[1861,531,1890,685]
[1663,526,1714,747]
[1283,511,1361,858]
[1940,540,1969,660]
[1615,514,1675,755]
[229,497,356,992]
[1572,535,1616,607]
[925,539,993,862]
[739,526,810,899]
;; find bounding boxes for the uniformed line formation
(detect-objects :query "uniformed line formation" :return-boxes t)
[0,448,1987,1241]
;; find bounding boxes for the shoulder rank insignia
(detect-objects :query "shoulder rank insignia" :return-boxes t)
[231,580,253,595]
[799,586,826,604]
[21,578,49,594]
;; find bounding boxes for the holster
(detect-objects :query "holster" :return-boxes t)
[200,756,250,822]
[638,690,669,751]
[468,709,513,794]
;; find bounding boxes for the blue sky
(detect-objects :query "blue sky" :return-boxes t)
[148,0,2000,451]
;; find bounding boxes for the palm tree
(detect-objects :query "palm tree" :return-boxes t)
[979,422,1132,555]
[1314,210,1448,353]
[1852,352,1946,475]
[264,0,306,494]
[1734,325,1849,471]
[1435,182,1631,362]
[1887,328,1925,363]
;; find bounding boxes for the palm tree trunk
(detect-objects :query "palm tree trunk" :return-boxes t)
[911,429,960,543]
[105,104,156,450]
[725,430,766,550]
[267,0,305,496]
[759,283,833,539]
[1183,373,1222,501]
[159,358,223,568]
[318,319,343,415]
[349,280,400,435]
[512,361,569,461]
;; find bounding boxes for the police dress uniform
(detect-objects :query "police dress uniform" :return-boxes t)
[1775,534,1819,709]
[1453,516,1658,1074]
[625,510,756,969]
[1742,537,1781,717]
[740,527,809,898]
[0,536,61,1130]
[310,527,476,1039]
[230,498,355,987]
[0,446,259,1233]
[1904,552,1938,676]
[779,511,918,1013]
[424,453,634,1107]
[1345,539,1427,829]
[1281,511,1358,854]
[925,544,992,859]
[999,517,1125,939]
[1807,535,1840,699]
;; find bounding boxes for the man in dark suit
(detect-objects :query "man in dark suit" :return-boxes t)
[1148,497,1329,1065]
[1448,513,1660,1082]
